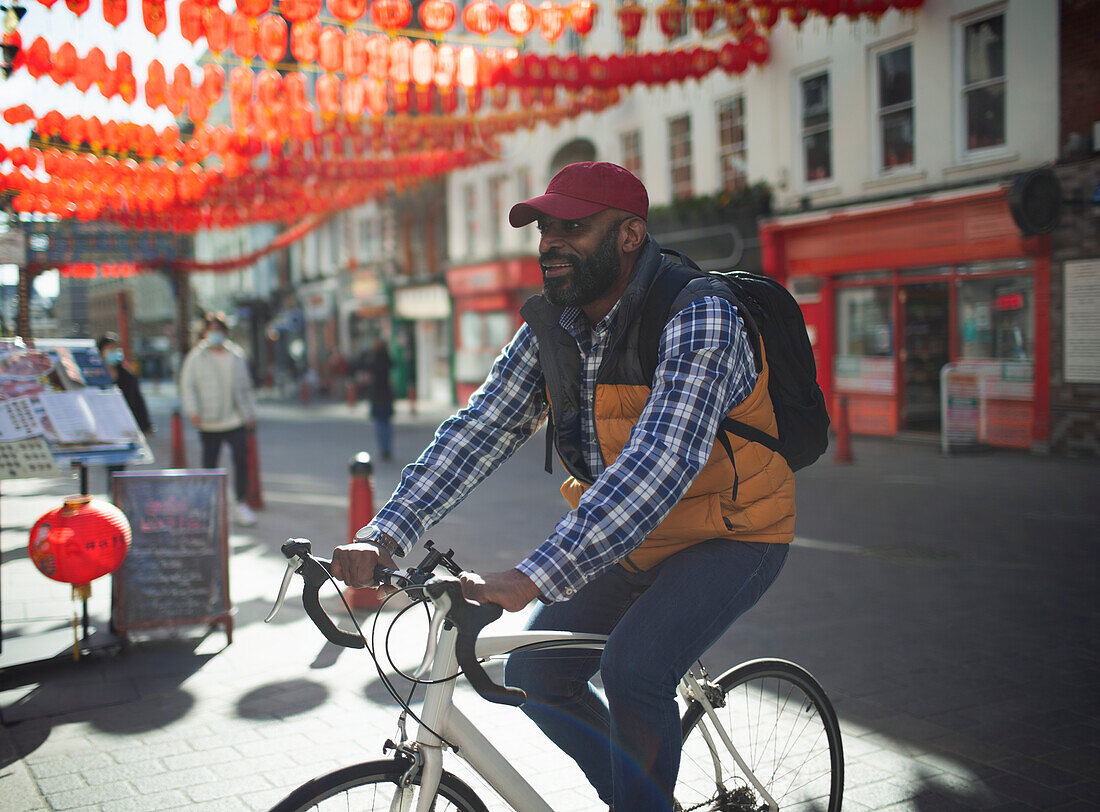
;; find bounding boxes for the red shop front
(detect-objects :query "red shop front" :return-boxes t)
[446,257,543,405]
[761,185,1051,450]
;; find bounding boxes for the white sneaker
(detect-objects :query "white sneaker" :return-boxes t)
[235,503,257,527]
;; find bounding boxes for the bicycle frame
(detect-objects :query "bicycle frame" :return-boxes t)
[400,622,776,812]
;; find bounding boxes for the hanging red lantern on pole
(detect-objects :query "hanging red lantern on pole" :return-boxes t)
[179,0,203,42]
[28,496,131,601]
[463,0,500,37]
[231,12,260,60]
[204,6,230,53]
[418,0,457,38]
[103,0,127,27]
[65,0,90,15]
[502,0,535,40]
[236,0,271,17]
[343,29,367,75]
[616,0,645,48]
[258,13,287,64]
[290,19,320,63]
[330,0,368,25]
[370,0,412,34]
[690,0,717,35]
[316,72,340,119]
[366,34,389,79]
[142,0,167,36]
[568,0,596,37]
[538,1,566,44]
[318,25,344,72]
[656,0,684,40]
[281,0,322,22]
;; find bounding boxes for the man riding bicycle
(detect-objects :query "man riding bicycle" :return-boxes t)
[330,161,793,812]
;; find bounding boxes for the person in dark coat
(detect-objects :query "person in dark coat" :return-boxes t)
[363,339,395,461]
[98,332,153,491]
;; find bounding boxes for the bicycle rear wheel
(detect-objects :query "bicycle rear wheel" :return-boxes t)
[676,659,843,812]
[269,757,490,812]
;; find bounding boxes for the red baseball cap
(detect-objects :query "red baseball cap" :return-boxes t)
[508,161,649,227]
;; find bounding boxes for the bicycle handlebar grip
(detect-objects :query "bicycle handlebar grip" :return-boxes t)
[297,554,366,650]
[426,577,527,707]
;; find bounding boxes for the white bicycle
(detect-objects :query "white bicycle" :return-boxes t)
[264,539,843,812]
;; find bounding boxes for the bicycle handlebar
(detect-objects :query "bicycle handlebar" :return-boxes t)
[267,538,527,707]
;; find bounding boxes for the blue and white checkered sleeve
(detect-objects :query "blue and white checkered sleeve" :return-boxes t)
[367,325,548,553]
[517,297,757,601]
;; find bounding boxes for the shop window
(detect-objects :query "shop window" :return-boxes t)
[621,129,643,181]
[959,11,1006,153]
[463,183,478,257]
[876,44,914,171]
[457,311,513,383]
[837,287,894,358]
[957,276,1033,361]
[668,114,693,200]
[800,71,832,183]
[717,95,747,192]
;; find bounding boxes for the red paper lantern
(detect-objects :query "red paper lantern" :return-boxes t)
[179,0,203,42]
[370,0,412,33]
[656,0,684,39]
[410,38,434,86]
[231,12,259,60]
[502,0,535,38]
[318,26,344,72]
[419,0,457,37]
[316,72,340,118]
[463,0,500,36]
[258,13,287,64]
[103,0,127,27]
[281,0,322,22]
[690,0,717,34]
[343,76,366,118]
[65,0,90,15]
[142,0,168,36]
[329,0,368,25]
[290,20,320,63]
[204,6,231,52]
[236,0,271,17]
[389,36,412,86]
[538,1,566,44]
[366,34,389,79]
[568,0,596,37]
[343,29,367,75]
[28,496,131,594]
[616,0,645,44]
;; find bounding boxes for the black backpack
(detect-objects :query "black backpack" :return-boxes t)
[638,251,830,472]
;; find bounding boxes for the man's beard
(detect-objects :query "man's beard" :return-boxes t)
[541,222,621,308]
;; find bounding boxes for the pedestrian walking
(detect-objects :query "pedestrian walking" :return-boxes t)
[98,332,153,492]
[179,312,259,527]
[361,339,395,461]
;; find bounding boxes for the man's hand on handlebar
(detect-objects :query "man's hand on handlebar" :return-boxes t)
[459,569,541,612]
[330,542,397,594]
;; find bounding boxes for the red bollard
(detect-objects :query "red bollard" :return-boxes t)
[834,396,854,464]
[300,380,311,407]
[246,428,264,509]
[171,410,187,468]
[344,452,382,610]
[408,383,417,417]
[346,379,357,408]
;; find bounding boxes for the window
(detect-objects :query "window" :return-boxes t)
[621,129,642,180]
[837,288,894,358]
[800,72,831,183]
[668,114,693,200]
[516,166,531,204]
[488,175,506,254]
[958,276,1033,361]
[463,183,478,256]
[716,95,747,191]
[961,12,1005,152]
[876,44,914,170]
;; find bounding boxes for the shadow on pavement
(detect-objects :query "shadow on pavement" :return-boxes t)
[236,678,329,720]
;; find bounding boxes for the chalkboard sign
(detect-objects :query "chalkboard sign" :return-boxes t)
[110,470,233,643]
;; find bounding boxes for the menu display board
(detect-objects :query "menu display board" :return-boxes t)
[110,471,233,643]
[0,337,152,477]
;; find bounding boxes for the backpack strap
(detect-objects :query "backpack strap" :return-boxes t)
[638,258,703,378]
[720,416,783,454]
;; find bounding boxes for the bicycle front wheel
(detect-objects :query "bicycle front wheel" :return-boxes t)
[269,757,490,812]
[676,659,843,812]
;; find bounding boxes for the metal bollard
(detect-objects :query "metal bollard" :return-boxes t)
[246,428,265,509]
[171,410,187,468]
[300,380,311,407]
[834,396,854,464]
[346,379,357,408]
[344,452,382,610]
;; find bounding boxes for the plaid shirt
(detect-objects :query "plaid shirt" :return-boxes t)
[368,294,757,602]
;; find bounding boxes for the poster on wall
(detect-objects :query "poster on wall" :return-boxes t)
[1064,259,1100,384]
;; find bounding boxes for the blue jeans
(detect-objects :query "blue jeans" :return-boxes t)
[373,417,393,459]
[504,539,789,811]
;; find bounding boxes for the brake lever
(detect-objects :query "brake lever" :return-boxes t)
[269,538,366,649]
[264,559,297,623]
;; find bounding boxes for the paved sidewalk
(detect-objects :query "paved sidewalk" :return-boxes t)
[2,388,1098,811]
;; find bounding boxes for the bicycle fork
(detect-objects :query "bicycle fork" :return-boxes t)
[679,672,778,812]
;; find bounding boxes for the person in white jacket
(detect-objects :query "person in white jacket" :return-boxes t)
[179,312,259,526]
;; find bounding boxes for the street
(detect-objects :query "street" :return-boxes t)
[1,388,1098,811]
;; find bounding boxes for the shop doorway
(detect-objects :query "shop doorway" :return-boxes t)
[899,283,950,432]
